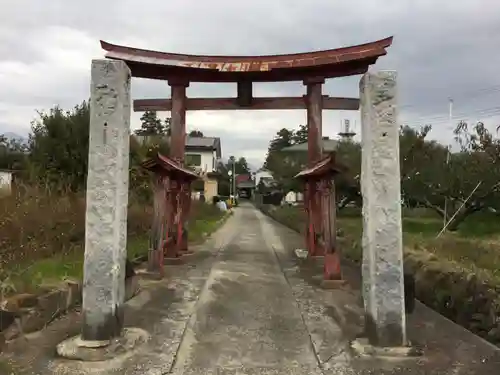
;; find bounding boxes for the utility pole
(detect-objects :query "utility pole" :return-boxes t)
[232,160,236,201]
[443,98,453,229]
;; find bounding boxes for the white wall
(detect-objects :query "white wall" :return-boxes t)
[185,150,216,172]
[0,171,12,194]
[255,170,273,186]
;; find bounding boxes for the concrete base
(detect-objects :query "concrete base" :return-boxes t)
[56,327,150,362]
[180,250,195,257]
[134,269,164,280]
[164,256,185,265]
[350,338,423,359]
[320,279,348,289]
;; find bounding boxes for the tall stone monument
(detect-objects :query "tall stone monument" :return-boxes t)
[81,59,131,344]
[359,71,407,347]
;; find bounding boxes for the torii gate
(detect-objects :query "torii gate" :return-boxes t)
[73,36,408,353]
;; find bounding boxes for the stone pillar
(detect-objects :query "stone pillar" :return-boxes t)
[360,71,406,347]
[169,81,189,164]
[304,78,324,166]
[81,60,131,344]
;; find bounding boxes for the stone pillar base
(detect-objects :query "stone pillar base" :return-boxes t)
[350,338,422,359]
[56,328,150,362]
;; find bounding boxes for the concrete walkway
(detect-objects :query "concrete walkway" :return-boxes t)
[171,204,321,374]
[1,203,500,375]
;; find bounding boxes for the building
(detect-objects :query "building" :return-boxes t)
[135,134,223,202]
[184,136,222,202]
[0,169,13,196]
[254,168,274,187]
[281,136,339,153]
[184,136,221,173]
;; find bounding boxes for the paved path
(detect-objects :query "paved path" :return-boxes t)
[171,203,321,374]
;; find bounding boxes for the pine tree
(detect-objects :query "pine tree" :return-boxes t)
[135,111,164,135]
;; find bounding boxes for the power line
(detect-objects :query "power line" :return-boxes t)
[401,106,500,127]
[399,83,500,111]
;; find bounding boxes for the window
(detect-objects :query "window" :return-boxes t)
[185,153,202,166]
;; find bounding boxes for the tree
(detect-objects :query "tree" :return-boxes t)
[27,102,91,191]
[398,122,500,231]
[0,134,27,170]
[135,111,165,136]
[189,130,204,137]
[263,128,294,178]
[292,124,308,144]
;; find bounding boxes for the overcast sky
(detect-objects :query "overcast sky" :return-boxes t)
[2,0,500,168]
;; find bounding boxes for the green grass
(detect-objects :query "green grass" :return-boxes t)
[263,205,500,281]
[0,360,14,374]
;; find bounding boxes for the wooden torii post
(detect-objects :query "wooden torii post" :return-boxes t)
[98,37,393,282]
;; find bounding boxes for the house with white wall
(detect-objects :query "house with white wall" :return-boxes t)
[134,134,223,202]
[254,168,274,187]
[0,169,13,196]
[184,136,222,201]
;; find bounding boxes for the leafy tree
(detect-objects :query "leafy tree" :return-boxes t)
[135,111,165,136]
[263,128,295,185]
[292,124,308,144]
[0,134,27,170]
[27,102,91,191]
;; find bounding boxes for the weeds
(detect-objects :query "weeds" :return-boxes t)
[0,186,224,297]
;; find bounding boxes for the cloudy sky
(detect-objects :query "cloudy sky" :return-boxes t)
[1,0,500,168]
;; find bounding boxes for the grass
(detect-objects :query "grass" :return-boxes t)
[264,205,500,281]
[0,187,225,297]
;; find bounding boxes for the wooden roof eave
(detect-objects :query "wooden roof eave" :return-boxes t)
[141,153,199,180]
[294,153,347,180]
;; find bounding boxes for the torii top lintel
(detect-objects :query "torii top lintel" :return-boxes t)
[100,37,393,83]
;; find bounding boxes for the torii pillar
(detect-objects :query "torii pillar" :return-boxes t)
[304,78,324,258]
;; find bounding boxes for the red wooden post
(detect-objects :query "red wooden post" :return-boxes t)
[304,78,324,166]
[304,78,325,257]
[169,81,189,165]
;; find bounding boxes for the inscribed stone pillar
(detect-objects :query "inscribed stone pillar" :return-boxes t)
[82,59,131,343]
[359,71,406,347]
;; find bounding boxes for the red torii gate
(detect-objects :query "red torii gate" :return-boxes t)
[100,37,393,282]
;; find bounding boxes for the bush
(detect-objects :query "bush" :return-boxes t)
[0,185,151,278]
